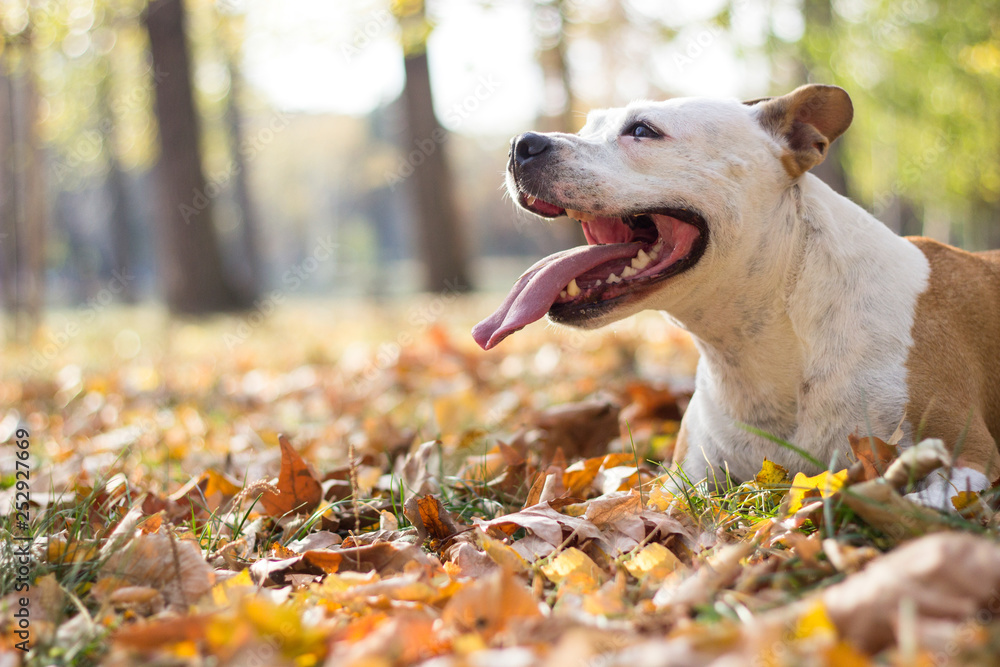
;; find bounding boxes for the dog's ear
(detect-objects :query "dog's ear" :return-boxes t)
[749,84,853,178]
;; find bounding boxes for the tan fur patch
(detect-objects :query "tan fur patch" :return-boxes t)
[906,237,1000,482]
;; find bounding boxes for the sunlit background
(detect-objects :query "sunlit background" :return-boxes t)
[1,0,999,351]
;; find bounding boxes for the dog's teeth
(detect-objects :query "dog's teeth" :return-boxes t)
[595,279,602,286]
[622,266,637,278]
[567,279,580,297]
[631,249,651,270]
[607,273,621,284]
[526,196,536,206]
[565,209,595,223]
[560,290,567,298]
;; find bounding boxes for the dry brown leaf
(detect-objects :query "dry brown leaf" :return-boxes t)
[841,480,952,540]
[822,532,1000,653]
[328,541,436,576]
[260,434,323,517]
[531,396,622,461]
[474,502,602,548]
[848,433,898,481]
[398,440,442,499]
[404,494,462,546]
[101,533,214,608]
[582,490,643,528]
[653,541,755,609]
[883,438,950,491]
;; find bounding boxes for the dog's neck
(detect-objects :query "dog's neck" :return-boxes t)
[665,174,927,441]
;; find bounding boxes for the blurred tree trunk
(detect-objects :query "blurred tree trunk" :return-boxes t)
[98,65,136,303]
[394,1,471,293]
[144,0,246,314]
[0,33,46,342]
[0,62,15,338]
[223,56,261,299]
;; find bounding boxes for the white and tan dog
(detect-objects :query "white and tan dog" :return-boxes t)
[473,84,1000,507]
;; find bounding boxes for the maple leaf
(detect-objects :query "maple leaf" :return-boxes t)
[260,434,323,516]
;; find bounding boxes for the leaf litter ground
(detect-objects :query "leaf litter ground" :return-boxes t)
[2,298,1000,666]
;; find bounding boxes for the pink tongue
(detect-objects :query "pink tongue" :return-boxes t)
[472,242,642,350]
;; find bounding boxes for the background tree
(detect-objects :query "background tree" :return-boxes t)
[0,18,46,342]
[392,0,471,293]
[143,0,250,314]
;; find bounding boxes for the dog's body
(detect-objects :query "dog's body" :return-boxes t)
[473,85,1000,507]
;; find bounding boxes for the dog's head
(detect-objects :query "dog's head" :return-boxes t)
[473,85,853,350]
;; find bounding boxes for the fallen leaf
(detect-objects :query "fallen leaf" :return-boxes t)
[841,480,951,540]
[397,440,442,500]
[883,438,949,492]
[754,458,791,488]
[540,547,605,591]
[259,434,323,516]
[822,532,1000,653]
[442,568,543,641]
[848,433,898,481]
[404,494,462,546]
[623,542,683,581]
[102,533,214,608]
[952,490,980,512]
[787,469,849,514]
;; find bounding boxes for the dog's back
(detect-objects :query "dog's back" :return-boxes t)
[905,237,1000,481]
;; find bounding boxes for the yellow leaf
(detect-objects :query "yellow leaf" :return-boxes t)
[623,543,683,581]
[540,547,604,591]
[212,569,254,606]
[204,469,242,498]
[952,490,980,512]
[646,484,677,511]
[793,600,837,642]
[478,532,530,574]
[787,469,849,514]
[754,458,790,488]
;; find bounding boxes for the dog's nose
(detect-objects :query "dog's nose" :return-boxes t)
[513,132,551,167]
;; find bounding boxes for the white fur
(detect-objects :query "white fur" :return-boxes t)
[513,96,932,484]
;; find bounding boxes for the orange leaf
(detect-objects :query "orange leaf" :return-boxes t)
[114,614,210,649]
[442,568,542,640]
[415,495,457,542]
[848,433,898,481]
[260,434,323,517]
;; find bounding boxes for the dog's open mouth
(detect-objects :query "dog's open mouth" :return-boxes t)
[472,194,708,350]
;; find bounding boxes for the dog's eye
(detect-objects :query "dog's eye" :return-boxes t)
[624,121,660,139]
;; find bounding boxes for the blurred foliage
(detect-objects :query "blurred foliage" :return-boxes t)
[790,0,1000,246]
[3,0,1000,305]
